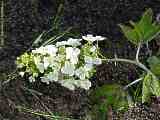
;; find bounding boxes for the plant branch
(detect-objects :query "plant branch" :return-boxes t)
[136,43,141,62]
[123,77,143,90]
[102,58,139,66]
[102,58,157,79]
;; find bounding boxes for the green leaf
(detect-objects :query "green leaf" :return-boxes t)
[142,73,160,103]
[138,8,153,35]
[147,56,160,76]
[148,56,160,65]
[119,8,160,45]
[119,24,140,45]
[90,84,130,120]
[142,74,152,103]
[151,77,160,97]
[90,84,130,110]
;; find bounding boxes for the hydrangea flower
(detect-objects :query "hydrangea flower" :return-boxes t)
[19,72,25,77]
[59,79,91,90]
[32,47,45,55]
[67,38,82,46]
[16,34,105,90]
[47,71,59,82]
[32,45,57,56]
[56,38,82,47]
[84,63,93,71]
[93,58,102,65]
[82,34,106,42]
[29,76,36,82]
[75,67,89,80]
[44,45,58,56]
[75,80,91,90]
[41,71,59,84]
[61,61,75,76]
[66,47,80,64]
[43,57,50,69]
[58,79,76,90]
[43,55,58,69]
[84,56,102,65]
[56,41,67,47]
[34,56,44,73]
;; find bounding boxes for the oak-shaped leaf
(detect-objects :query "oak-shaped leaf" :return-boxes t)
[142,73,160,103]
[147,56,160,76]
[119,8,160,45]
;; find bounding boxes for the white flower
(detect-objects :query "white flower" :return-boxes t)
[84,64,93,71]
[32,45,57,56]
[56,38,82,47]
[75,80,91,90]
[52,61,61,70]
[58,79,76,90]
[44,45,58,56]
[32,47,45,55]
[17,34,104,91]
[17,63,24,68]
[67,38,82,46]
[40,76,50,84]
[61,61,75,76]
[93,58,102,65]
[95,36,106,41]
[84,56,102,65]
[34,56,41,64]
[37,63,45,73]
[19,72,25,77]
[58,79,91,90]
[29,76,36,82]
[82,34,106,42]
[55,54,65,62]
[75,67,89,80]
[43,56,60,69]
[90,46,97,52]
[40,71,59,84]
[34,56,45,73]
[84,56,93,64]
[56,41,67,47]
[48,71,59,82]
[43,57,50,69]
[66,47,80,64]
[33,73,38,77]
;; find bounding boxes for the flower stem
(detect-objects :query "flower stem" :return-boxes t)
[123,77,143,90]
[102,58,157,79]
[102,58,138,66]
[136,43,141,62]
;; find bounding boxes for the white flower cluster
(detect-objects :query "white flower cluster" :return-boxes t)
[16,35,105,90]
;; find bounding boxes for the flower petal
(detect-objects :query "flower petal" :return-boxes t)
[82,34,106,42]
[29,76,36,82]
[67,38,82,46]
[61,61,75,76]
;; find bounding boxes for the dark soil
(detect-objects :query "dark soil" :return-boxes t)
[121,104,160,120]
[0,75,88,120]
[0,0,160,119]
